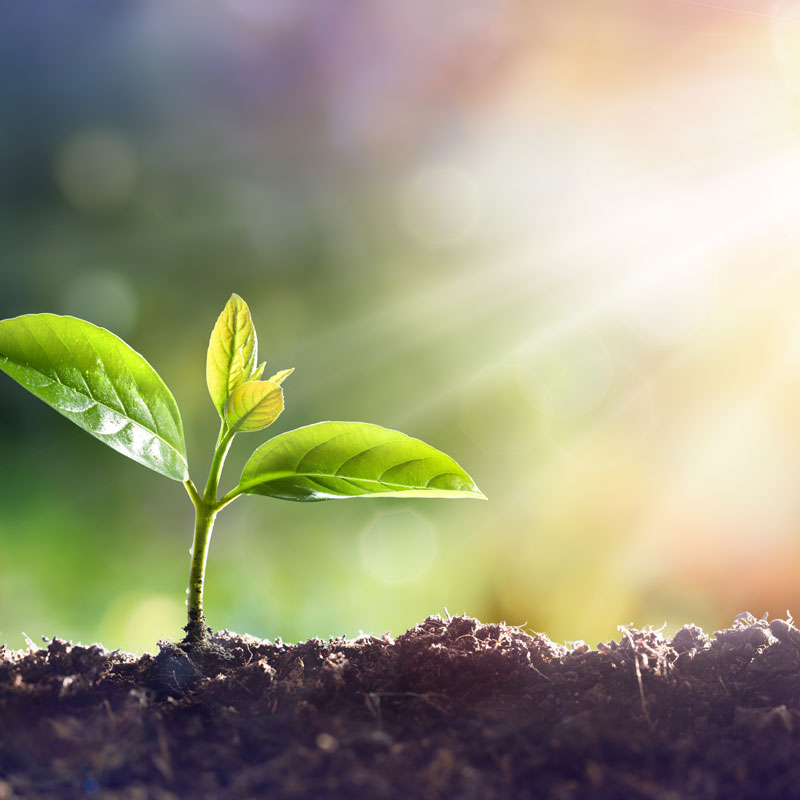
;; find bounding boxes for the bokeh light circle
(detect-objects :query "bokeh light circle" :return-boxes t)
[361,510,437,584]
[54,129,137,215]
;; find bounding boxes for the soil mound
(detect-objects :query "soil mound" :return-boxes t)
[2,614,800,798]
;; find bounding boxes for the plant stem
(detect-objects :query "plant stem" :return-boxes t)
[184,500,217,645]
[182,423,237,646]
[216,484,246,509]
[203,425,235,505]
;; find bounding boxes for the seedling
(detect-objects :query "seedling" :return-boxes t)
[0,294,484,647]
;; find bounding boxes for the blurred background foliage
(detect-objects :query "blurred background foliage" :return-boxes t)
[4,0,800,652]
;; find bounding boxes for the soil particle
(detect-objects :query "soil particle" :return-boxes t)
[2,614,800,798]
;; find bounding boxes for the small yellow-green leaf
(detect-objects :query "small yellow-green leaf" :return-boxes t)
[268,367,294,385]
[224,380,284,433]
[251,361,266,381]
[238,421,485,501]
[206,294,258,418]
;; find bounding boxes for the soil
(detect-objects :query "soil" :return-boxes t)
[2,614,800,799]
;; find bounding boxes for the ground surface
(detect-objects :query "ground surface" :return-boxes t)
[2,614,800,798]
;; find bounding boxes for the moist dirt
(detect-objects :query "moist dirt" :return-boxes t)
[2,614,800,799]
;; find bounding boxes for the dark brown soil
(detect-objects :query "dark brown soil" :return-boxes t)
[2,614,800,799]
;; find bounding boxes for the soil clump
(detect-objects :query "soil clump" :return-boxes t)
[2,614,800,798]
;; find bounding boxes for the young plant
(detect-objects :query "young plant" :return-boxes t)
[0,294,485,647]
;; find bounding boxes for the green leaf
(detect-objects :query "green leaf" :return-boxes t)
[238,421,485,502]
[224,380,284,433]
[206,294,258,417]
[0,313,188,481]
[268,367,294,385]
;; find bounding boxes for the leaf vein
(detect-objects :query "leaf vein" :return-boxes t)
[340,477,371,493]
[295,431,354,473]
[72,325,131,419]
[23,323,64,384]
[424,472,458,488]
[333,441,397,476]
[304,476,340,495]
[378,457,429,481]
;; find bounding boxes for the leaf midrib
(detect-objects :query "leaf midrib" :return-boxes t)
[240,469,473,495]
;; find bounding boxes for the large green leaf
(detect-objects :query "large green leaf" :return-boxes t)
[0,313,188,481]
[238,421,485,502]
[206,294,258,417]
[224,380,284,433]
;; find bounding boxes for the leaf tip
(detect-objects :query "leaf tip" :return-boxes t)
[251,361,266,381]
[269,367,295,385]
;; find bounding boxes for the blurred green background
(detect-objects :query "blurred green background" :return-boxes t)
[4,1,800,652]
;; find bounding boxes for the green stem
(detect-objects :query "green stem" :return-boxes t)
[183,478,202,507]
[182,423,237,646]
[216,484,246,510]
[204,425,235,505]
[184,500,217,644]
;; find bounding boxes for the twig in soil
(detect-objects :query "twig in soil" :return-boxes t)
[364,693,382,725]
[529,663,551,682]
[619,626,651,726]
[632,652,651,726]
[169,670,183,694]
